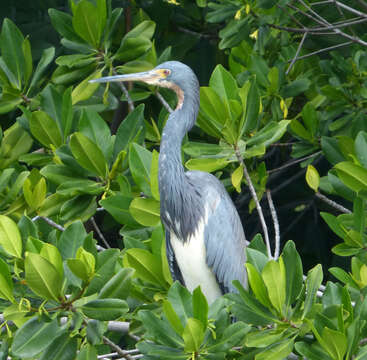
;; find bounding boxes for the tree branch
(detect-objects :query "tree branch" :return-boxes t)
[286,32,308,74]
[235,147,272,259]
[103,336,135,360]
[266,190,280,260]
[155,91,173,113]
[91,216,111,248]
[315,191,352,214]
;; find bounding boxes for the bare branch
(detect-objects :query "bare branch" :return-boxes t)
[155,91,173,113]
[268,151,322,174]
[91,216,111,248]
[113,70,134,112]
[234,147,272,259]
[315,191,352,214]
[103,336,134,360]
[266,190,280,260]
[286,32,308,75]
[33,216,65,232]
[334,1,367,18]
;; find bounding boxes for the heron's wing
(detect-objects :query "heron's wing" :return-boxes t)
[187,171,247,293]
[165,231,184,284]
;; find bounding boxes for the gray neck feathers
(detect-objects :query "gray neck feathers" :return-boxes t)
[158,80,201,242]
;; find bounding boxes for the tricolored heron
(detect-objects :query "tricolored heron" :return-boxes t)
[91,61,247,303]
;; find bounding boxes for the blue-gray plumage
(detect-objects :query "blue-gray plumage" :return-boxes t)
[90,61,247,303]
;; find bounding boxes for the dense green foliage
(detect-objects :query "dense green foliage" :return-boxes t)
[1,0,367,359]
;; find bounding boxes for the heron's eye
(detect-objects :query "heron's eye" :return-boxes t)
[163,69,171,76]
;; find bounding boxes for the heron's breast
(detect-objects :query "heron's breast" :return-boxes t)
[169,217,222,304]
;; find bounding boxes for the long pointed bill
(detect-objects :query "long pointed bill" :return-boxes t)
[89,69,165,85]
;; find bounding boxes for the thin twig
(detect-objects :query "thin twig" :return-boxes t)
[33,216,65,232]
[91,216,111,248]
[155,91,173,113]
[112,70,134,112]
[103,336,134,360]
[286,32,308,74]
[286,41,353,62]
[334,1,367,18]
[315,191,352,214]
[266,190,280,260]
[235,147,272,259]
[268,151,322,174]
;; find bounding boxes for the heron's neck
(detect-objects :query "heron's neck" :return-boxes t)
[158,91,200,239]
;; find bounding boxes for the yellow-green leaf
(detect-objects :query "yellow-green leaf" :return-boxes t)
[129,197,160,227]
[72,69,103,105]
[0,215,22,258]
[232,164,243,193]
[306,165,320,192]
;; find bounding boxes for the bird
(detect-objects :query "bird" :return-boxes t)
[90,61,247,304]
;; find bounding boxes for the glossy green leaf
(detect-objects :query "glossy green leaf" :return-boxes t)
[303,264,323,318]
[163,300,184,336]
[72,0,103,47]
[71,69,103,104]
[129,197,161,227]
[281,241,303,307]
[183,318,204,353]
[22,37,32,86]
[0,19,25,89]
[302,102,318,137]
[209,64,239,101]
[129,143,152,195]
[29,111,63,148]
[115,37,152,62]
[255,338,294,360]
[70,132,108,178]
[114,104,145,159]
[25,252,62,301]
[232,164,243,193]
[262,260,286,315]
[245,263,271,308]
[12,317,61,358]
[192,287,208,329]
[125,248,166,287]
[335,161,367,193]
[0,257,14,302]
[77,344,98,360]
[306,165,320,192]
[99,268,134,300]
[81,299,128,320]
[167,282,193,325]
[40,243,64,278]
[355,131,367,168]
[150,149,160,200]
[124,20,155,40]
[295,341,331,360]
[322,327,347,360]
[243,78,260,133]
[0,215,22,258]
[281,78,310,98]
[185,158,229,172]
[245,329,285,348]
[67,258,90,281]
[100,194,139,226]
[40,332,78,360]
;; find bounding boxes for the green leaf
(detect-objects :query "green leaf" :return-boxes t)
[281,78,310,98]
[28,47,55,93]
[232,164,243,193]
[355,131,367,168]
[150,149,160,200]
[262,260,286,315]
[255,338,294,360]
[124,20,156,40]
[245,263,271,308]
[246,121,290,148]
[322,327,347,360]
[40,332,78,360]
[70,132,108,178]
[99,268,134,300]
[40,243,64,278]
[243,78,260,133]
[67,258,90,281]
[100,194,139,226]
[129,143,152,195]
[185,158,229,172]
[0,19,25,89]
[77,344,98,360]
[192,287,208,329]
[302,102,318,137]
[163,300,184,336]
[0,215,22,258]
[86,320,103,346]
[25,252,62,301]
[72,0,103,47]
[0,257,14,302]
[12,317,61,358]
[321,137,345,165]
[295,342,331,360]
[81,299,128,320]
[72,69,103,104]
[281,241,303,307]
[183,318,204,353]
[129,197,161,227]
[79,109,112,161]
[22,37,32,86]
[245,329,285,348]
[167,282,193,325]
[29,111,63,148]
[335,161,367,193]
[306,165,320,192]
[303,264,323,318]
[114,104,145,159]
[115,37,152,62]
[125,248,167,287]
[209,64,239,101]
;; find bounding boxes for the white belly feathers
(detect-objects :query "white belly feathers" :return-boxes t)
[169,216,222,304]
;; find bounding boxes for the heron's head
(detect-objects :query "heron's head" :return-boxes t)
[90,61,199,110]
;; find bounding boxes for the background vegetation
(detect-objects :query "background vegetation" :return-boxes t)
[1,0,367,359]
